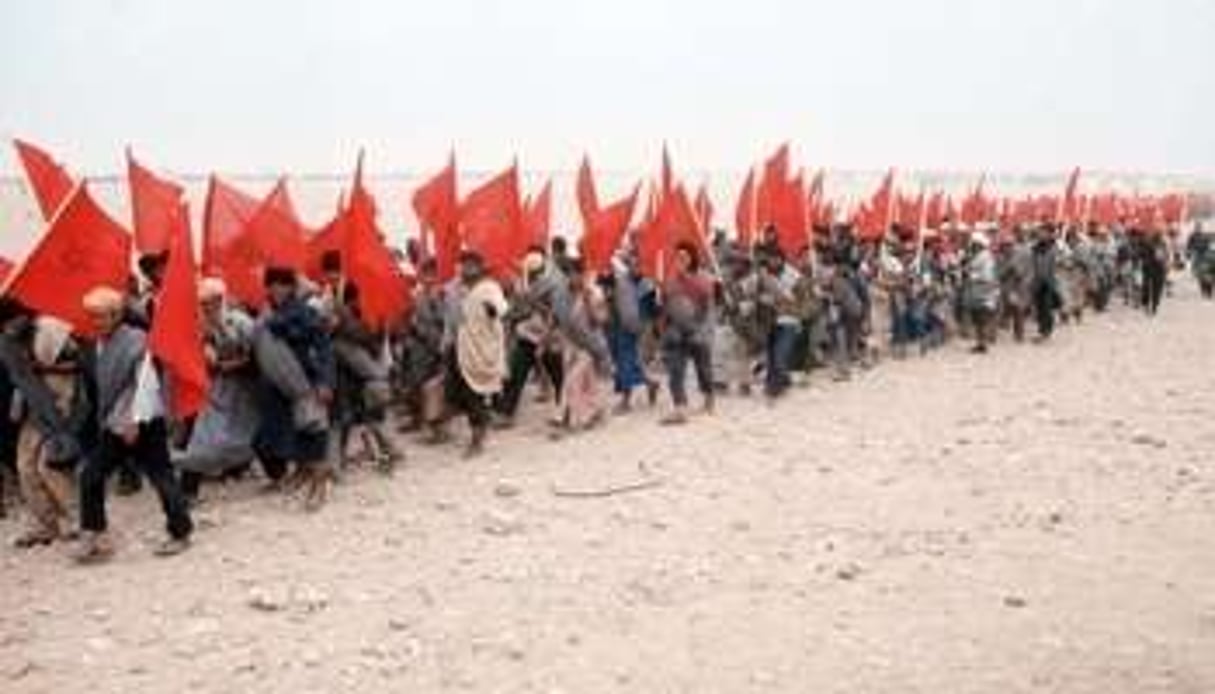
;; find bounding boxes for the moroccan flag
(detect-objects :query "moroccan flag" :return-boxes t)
[412,155,460,281]
[13,139,75,221]
[1160,193,1186,225]
[858,169,895,240]
[522,179,552,250]
[661,144,674,200]
[201,175,259,275]
[960,174,987,227]
[305,211,346,282]
[3,183,132,333]
[1059,167,1081,222]
[735,169,757,246]
[576,155,599,221]
[771,171,809,256]
[581,184,640,276]
[756,143,790,226]
[220,178,307,308]
[149,205,210,418]
[345,174,411,329]
[638,185,709,280]
[695,185,714,235]
[459,164,523,278]
[243,179,307,268]
[925,191,945,229]
[127,150,185,254]
[808,169,825,202]
[0,256,13,285]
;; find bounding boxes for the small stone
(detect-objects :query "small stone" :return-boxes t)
[247,587,286,612]
[7,661,37,681]
[1130,433,1167,449]
[730,520,752,533]
[387,618,411,632]
[493,481,521,498]
[1003,595,1028,608]
[835,563,863,581]
[481,510,524,537]
[292,585,330,612]
[1047,512,1063,525]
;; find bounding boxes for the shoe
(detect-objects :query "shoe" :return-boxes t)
[73,533,115,565]
[660,410,689,426]
[13,530,57,549]
[154,537,191,558]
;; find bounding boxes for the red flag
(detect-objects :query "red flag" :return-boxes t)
[412,155,460,281]
[1060,167,1081,222]
[459,164,523,279]
[1160,193,1186,225]
[638,185,709,280]
[13,139,75,221]
[771,171,809,256]
[858,169,895,240]
[345,172,411,329]
[0,256,14,285]
[522,179,552,249]
[925,191,945,230]
[695,184,714,235]
[581,184,640,276]
[127,150,185,254]
[201,175,259,275]
[305,211,347,282]
[756,143,790,226]
[661,144,674,200]
[735,169,757,246]
[960,174,987,227]
[220,179,307,308]
[576,155,599,221]
[807,169,825,202]
[149,205,210,418]
[3,183,132,333]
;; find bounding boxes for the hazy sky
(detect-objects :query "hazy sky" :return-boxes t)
[2,0,1213,177]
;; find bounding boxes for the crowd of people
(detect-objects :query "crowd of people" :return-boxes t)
[0,216,1210,564]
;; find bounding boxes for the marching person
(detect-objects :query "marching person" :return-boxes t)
[659,241,716,425]
[75,286,194,562]
[444,251,509,458]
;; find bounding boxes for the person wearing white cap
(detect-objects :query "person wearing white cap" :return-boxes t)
[174,278,260,503]
[75,285,194,562]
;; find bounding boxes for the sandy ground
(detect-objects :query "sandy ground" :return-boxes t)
[2,279,1215,694]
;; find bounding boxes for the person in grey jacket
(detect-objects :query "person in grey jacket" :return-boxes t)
[75,286,193,563]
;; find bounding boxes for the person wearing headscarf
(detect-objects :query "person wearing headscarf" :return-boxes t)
[494,248,566,427]
[603,251,660,411]
[998,228,1034,342]
[1031,224,1062,340]
[399,258,449,440]
[1186,222,1215,298]
[75,286,194,562]
[659,241,716,425]
[174,278,260,502]
[551,257,611,437]
[962,232,1000,354]
[316,251,401,474]
[0,305,88,547]
[756,247,803,398]
[252,267,336,510]
[444,251,508,457]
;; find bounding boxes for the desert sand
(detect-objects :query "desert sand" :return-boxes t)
[2,279,1214,694]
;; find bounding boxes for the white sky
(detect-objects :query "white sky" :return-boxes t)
[1,0,1214,177]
